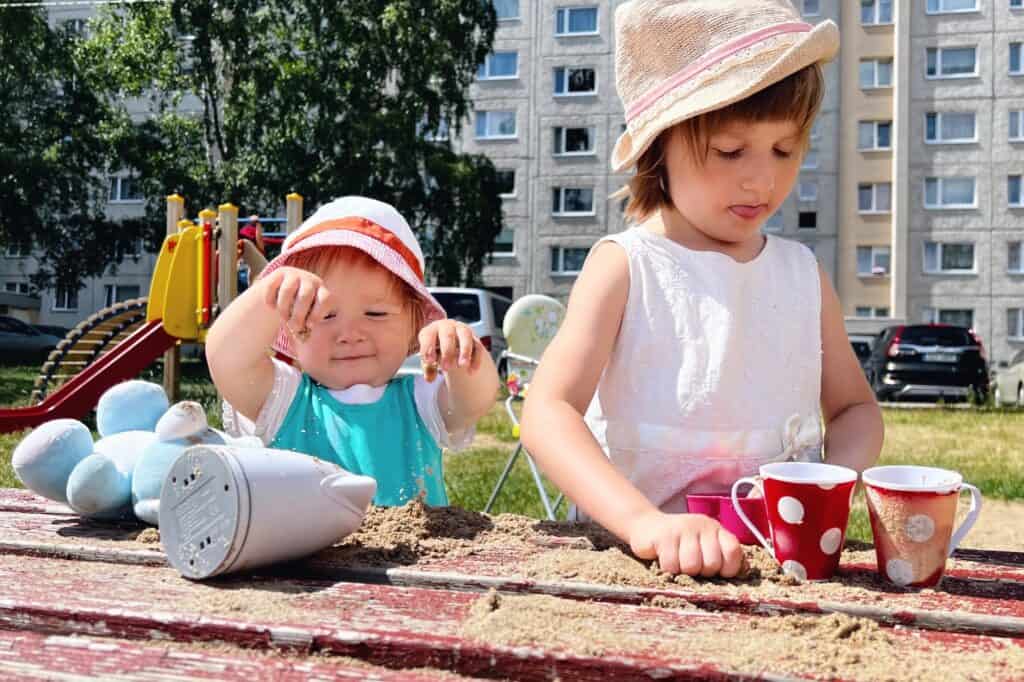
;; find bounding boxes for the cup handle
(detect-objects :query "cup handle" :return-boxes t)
[731,476,771,553]
[947,483,982,557]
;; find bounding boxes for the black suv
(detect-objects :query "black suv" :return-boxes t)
[865,324,989,402]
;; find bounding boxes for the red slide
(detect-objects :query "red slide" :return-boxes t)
[0,320,177,433]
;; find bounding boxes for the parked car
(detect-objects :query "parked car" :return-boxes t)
[991,349,1024,406]
[398,288,513,378]
[849,334,875,374]
[864,324,989,403]
[0,316,61,364]
[32,324,69,339]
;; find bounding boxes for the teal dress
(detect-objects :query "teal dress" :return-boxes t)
[270,373,448,507]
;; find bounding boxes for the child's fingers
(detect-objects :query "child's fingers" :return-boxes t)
[289,277,317,330]
[698,528,724,577]
[455,324,475,368]
[274,274,302,321]
[437,323,459,370]
[307,285,333,324]
[718,528,744,578]
[264,270,285,307]
[418,326,439,363]
[676,532,703,576]
[655,537,681,575]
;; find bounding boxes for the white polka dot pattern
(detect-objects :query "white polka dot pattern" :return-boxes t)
[781,560,807,582]
[886,558,914,586]
[777,496,805,524]
[819,527,842,555]
[905,514,935,543]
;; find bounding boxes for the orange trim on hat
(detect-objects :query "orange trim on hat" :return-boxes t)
[288,216,424,281]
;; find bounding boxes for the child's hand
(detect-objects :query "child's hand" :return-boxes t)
[418,319,482,381]
[261,266,333,342]
[626,509,744,577]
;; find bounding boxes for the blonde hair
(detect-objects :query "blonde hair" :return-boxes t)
[623,64,825,222]
[283,245,426,352]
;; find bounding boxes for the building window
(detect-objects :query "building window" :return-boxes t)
[802,0,820,15]
[924,242,975,273]
[1012,43,1023,75]
[1013,0,1024,9]
[923,307,974,328]
[114,238,143,261]
[490,228,515,256]
[108,175,143,203]
[924,176,976,209]
[801,147,819,169]
[551,187,595,216]
[494,0,519,21]
[553,126,595,155]
[798,211,817,229]
[856,306,890,318]
[496,170,516,198]
[1011,242,1024,273]
[103,284,141,308]
[52,285,79,312]
[763,210,784,232]
[798,181,817,201]
[555,6,598,36]
[926,0,978,12]
[858,120,892,150]
[474,110,517,139]
[419,116,450,142]
[925,111,977,143]
[553,67,596,96]
[859,58,893,88]
[858,182,892,213]
[4,281,30,294]
[1009,309,1024,340]
[551,246,589,275]
[4,242,31,258]
[1011,110,1024,141]
[926,47,978,79]
[857,246,891,276]
[477,51,518,80]
[1011,175,1023,207]
[861,0,893,24]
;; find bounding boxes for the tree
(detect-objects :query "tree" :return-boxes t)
[0,7,134,292]
[79,0,505,286]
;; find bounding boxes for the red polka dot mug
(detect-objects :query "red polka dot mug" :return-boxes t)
[862,465,982,588]
[730,462,858,582]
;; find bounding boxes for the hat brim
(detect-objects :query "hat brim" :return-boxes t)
[611,20,839,173]
[257,231,446,359]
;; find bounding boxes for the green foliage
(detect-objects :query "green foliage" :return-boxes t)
[78,0,505,285]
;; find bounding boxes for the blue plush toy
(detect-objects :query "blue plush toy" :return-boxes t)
[12,380,259,525]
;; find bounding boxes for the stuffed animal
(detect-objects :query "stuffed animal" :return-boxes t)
[12,380,260,524]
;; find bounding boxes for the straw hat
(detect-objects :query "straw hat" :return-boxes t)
[611,0,839,172]
[258,196,446,359]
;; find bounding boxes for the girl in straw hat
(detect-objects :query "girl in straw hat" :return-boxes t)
[208,196,500,507]
[521,0,882,577]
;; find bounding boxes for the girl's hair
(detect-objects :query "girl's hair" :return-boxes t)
[624,64,825,222]
[284,245,426,350]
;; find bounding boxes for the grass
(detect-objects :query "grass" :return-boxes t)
[2,363,1022,542]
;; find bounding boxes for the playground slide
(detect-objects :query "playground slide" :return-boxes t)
[0,320,176,433]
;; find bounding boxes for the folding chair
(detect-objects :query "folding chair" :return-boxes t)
[483,295,566,520]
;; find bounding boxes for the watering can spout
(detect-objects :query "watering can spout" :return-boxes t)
[320,471,377,515]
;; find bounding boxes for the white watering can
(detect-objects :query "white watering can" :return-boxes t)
[158,445,376,579]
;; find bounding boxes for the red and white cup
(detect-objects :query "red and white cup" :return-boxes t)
[862,465,982,588]
[731,461,858,581]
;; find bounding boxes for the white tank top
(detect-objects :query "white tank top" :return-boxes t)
[583,226,824,514]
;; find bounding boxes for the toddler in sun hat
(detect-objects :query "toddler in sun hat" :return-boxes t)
[207,196,500,507]
[520,0,883,578]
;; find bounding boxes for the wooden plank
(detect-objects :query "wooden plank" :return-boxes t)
[0,628,474,680]
[0,553,1022,681]
[1,506,1024,641]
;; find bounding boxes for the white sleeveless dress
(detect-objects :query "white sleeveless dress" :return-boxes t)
[582,226,824,515]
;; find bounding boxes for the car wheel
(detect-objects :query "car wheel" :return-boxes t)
[969,385,988,406]
[994,384,1004,406]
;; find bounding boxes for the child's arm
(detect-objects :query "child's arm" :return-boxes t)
[421,320,501,434]
[521,243,743,577]
[818,266,884,472]
[207,267,331,421]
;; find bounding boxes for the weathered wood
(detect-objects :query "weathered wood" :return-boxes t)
[0,553,1021,682]
[1,505,1024,641]
[0,628,473,680]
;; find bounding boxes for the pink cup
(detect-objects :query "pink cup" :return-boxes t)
[731,462,858,581]
[686,493,769,546]
[862,465,982,588]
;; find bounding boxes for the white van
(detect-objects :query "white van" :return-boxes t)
[398,288,513,377]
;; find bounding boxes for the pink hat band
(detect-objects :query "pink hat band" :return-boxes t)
[286,216,425,282]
